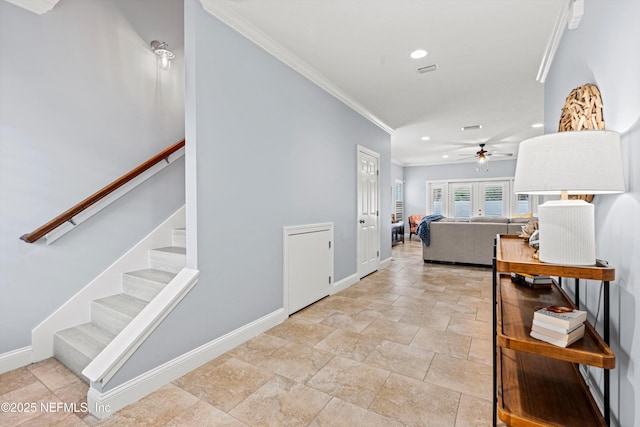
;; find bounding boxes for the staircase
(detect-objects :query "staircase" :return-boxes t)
[53,228,186,382]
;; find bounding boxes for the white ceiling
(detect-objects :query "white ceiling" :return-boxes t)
[202,0,567,166]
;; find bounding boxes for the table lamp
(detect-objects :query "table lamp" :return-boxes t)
[513,130,625,265]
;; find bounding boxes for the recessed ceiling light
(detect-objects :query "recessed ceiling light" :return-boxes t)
[442,154,449,158]
[410,49,427,59]
[421,136,430,141]
[462,124,483,131]
[531,123,544,128]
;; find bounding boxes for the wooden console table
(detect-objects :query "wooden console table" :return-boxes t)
[493,235,615,426]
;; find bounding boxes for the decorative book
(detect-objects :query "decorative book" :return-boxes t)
[533,305,587,330]
[530,329,584,347]
[510,272,552,289]
[531,322,585,341]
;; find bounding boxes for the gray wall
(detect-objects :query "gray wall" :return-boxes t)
[403,159,517,217]
[106,0,391,389]
[545,1,640,425]
[0,0,185,353]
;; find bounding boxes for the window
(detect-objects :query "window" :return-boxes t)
[427,178,529,218]
[427,182,447,216]
[450,183,473,218]
[394,180,404,222]
[480,182,509,217]
[516,194,531,215]
[432,187,443,215]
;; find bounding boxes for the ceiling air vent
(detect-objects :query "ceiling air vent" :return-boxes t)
[462,124,483,131]
[417,64,438,74]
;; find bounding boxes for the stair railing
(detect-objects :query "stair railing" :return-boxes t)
[20,139,185,244]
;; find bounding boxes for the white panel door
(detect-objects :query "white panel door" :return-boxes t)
[357,147,380,278]
[287,229,332,314]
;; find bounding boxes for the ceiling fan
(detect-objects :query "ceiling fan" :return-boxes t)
[459,143,513,170]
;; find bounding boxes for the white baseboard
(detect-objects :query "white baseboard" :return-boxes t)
[331,273,359,294]
[87,308,286,419]
[0,346,32,374]
[380,257,392,269]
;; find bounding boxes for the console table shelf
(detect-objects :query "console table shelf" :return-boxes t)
[493,235,615,426]
[498,276,614,369]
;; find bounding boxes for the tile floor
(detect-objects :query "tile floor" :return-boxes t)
[0,239,500,426]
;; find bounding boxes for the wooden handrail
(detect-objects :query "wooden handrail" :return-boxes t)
[20,139,185,243]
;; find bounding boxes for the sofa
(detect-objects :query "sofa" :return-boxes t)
[422,217,532,266]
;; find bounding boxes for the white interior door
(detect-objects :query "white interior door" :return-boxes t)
[357,147,380,278]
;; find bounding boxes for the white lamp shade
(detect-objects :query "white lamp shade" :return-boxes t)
[513,130,625,195]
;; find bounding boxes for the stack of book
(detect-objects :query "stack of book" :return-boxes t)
[530,305,587,347]
[510,272,554,289]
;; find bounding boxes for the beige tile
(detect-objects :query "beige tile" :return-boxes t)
[314,329,382,362]
[51,379,89,418]
[0,367,39,395]
[361,302,408,321]
[319,311,375,333]
[173,358,274,412]
[392,295,436,311]
[458,294,492,309]
[266,317,335,347]
[359,292,401,305]
[292,303,340,323]
[387,286,427,298]
[370,372,460,427]
[316,296,370,314]
[398,310,451,332]
[306,356,390,408]
[230,376,331,427]
[425,354,493,401]
[468,338,492,366]
[0,382,56,426]
[18,411,87,427]
[364,340,434,380]
[310,397,403,427]
[455,393,494,427]
[447,317,493,339]
[411,328,471,359]
[255,341,334,383]
[164,400,248,426]
[92,383,198,426]
[432,301,478,320]
[476,307,492,323]
[361,319,419,345]
[227,334,290,366]
[28,358,82,392]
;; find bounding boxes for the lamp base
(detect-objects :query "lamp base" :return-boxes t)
[538,200,595,266]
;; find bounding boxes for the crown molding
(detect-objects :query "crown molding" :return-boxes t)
[4,0,59,14]
[198,0,393,135]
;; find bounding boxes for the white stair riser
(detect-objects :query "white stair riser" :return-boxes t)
[123,275,165,302]
[91,302,135,336]
[172,228,186,248]
[54,335,91,381]
[149,251,185,274]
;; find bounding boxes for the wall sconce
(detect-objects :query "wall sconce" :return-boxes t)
[150,40,175,71]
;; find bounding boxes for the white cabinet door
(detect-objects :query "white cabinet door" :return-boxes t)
[286,228,332,314]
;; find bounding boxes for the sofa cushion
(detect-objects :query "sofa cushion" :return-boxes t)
[470,216,509,223]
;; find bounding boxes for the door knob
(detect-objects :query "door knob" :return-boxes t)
[359,219,365,224]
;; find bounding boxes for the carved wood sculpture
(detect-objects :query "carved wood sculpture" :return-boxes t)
[558,83,606,202]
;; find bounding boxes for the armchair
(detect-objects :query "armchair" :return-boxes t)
[408,215,424,240]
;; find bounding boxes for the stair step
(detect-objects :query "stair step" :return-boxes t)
[123,268,176,302]
[91,294,148,335]
[54,323,115,381]
[172,228,186,248]
[149,246,186,273]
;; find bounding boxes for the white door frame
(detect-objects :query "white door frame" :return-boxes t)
[356,145,380,278]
